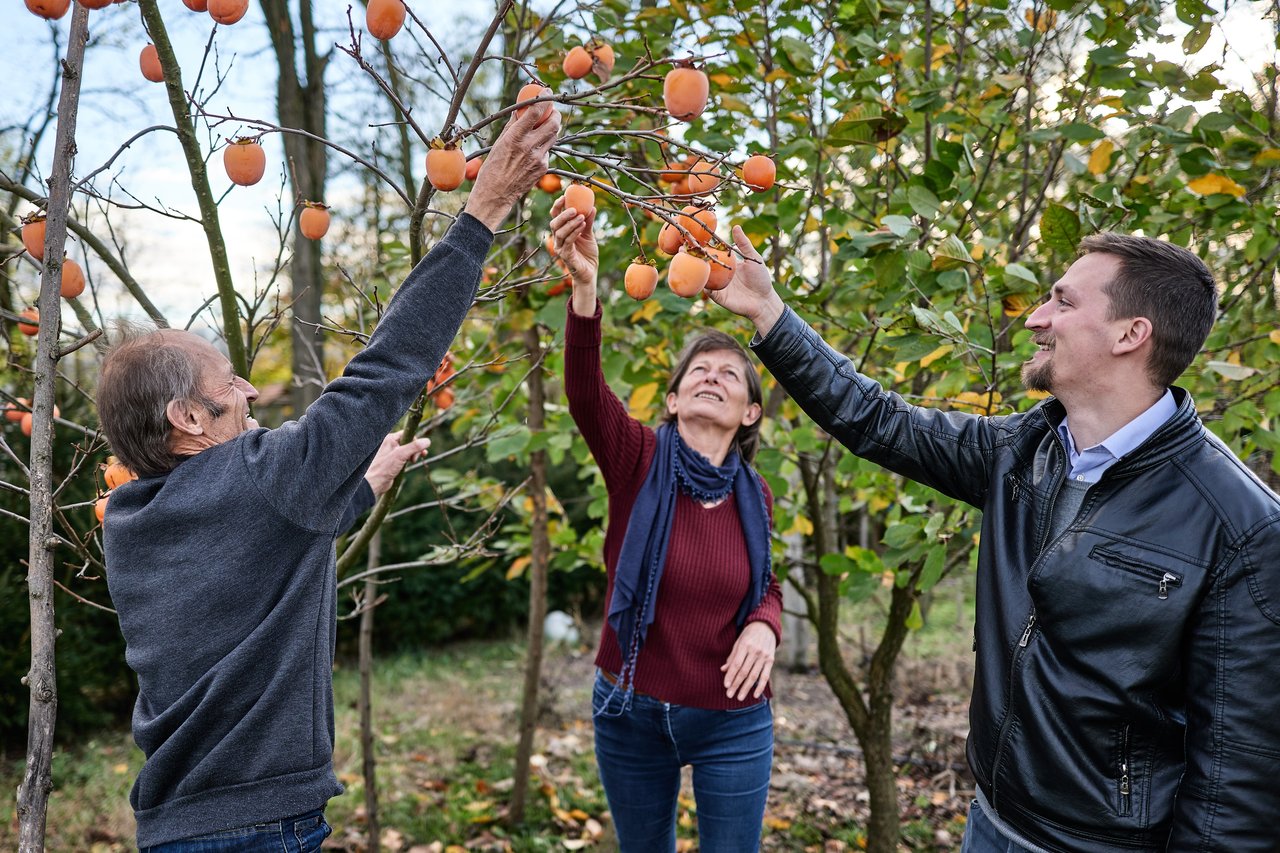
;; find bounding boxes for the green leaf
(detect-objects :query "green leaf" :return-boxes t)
[907,186,941,219]
[1057,123,1105,142]
[777,36,816,74]
[485,425,531,462]
[1182,24,1211,55]
[918,547,947,590]
[931,234,973,270]
[1203,361,1258,380]
[905,600,924,630]
[1005,262,1038,285]
[1039,203,1081,255]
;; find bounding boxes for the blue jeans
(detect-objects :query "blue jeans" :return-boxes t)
[960,798,1042,853]
[591,671,774,853]
[139,809,330,853]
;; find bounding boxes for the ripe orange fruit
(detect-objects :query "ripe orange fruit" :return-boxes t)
[743,155,776,192]
[563,46,592,79]
[61,258,85,299]
[4,398,30,423]
[658,221,684,255]
[105,460,136,489]
[465,155,483,181]
[659,161,686,184]
[590,43,615,76]
[426,144,466,191]
[678,205,716,246]
[182,0,208,10]
[547,274,571,297]
[95,495,109,524]
[366,0,406,40]
[18,309,39,336]
[516,83,554,125]
[426,353,457,395]
[663,65,709,121]
[79,0,115,9]
[224,138,266,186]
[299,203,330,240]
[705,247,736,290]
[208,0,248,25]
[20,412,34,437]
[668,251,710,298]
[538,173,561,193]
[21,214,46,260]
[685,159,721,195]
[140,44,164,83]
[563,183,596,215]
[26,0,69,19]
[625,261,659,300]
[435,386,455,410]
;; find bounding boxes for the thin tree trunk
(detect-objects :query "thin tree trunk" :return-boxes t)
[17,7,88,850]
[509,324,550,825]
[358,530,381,853]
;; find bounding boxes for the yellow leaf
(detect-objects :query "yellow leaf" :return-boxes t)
[1187,173,1247,198]
[1269,329,1280,345]
[787,514,814,536]
[1024,8,1057,31]
[1099,96,1125,109]
[919,345,953,368]
[1227,350,1241,365]
[1254,148,1280,167]
[1025,388,1051,400]
[1087,140,1115,176]
[951,390,1003,413]
[465,799,494,812]
[970,242,986,260]
[507,555,532,580]
[630,299,662,323]
[1002,294,1033,317]
[628,382,660,420]
[763,816,793,830]
[930,42,953,69]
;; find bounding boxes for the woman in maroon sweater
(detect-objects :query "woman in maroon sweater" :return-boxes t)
[550,200,783,852]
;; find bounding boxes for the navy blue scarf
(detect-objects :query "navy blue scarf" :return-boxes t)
[604,422,772,710]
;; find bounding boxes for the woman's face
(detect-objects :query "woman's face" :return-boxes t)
[666,348,761,435]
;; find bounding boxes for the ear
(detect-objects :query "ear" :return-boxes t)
[665,391,678,418]
[166,399,204,436]
[1113,316,1153,356]
[741,401,762,427]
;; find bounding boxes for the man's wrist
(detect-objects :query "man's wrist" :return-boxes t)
[462,194,512,232]
[749,293,787,339]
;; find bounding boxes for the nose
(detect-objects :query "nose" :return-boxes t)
[1025,299,1050,332]
[236,376,259,403]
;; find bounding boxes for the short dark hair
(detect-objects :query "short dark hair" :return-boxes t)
[97,326,226,477]
[661,329,764,464]
[1078,232,1218,388]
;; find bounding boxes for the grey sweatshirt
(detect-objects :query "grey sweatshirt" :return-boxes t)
[104,213,493,847]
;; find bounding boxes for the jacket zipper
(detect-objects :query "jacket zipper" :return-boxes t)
[1119,724,1132,816]
[1090,547,1183,599]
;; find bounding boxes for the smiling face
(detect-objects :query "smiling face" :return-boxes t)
[665,348,762,436]
[161,331,259,453]
[1022,253,1131,397]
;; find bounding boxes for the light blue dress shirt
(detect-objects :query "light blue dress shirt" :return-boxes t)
[1055,389,1177,484]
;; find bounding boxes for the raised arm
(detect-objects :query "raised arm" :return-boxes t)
[247,108,562,531]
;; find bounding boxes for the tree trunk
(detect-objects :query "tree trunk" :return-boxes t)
[509,324,550,825]
[258,0,329,412]
[17,7,88,850]
[358,530,381,853]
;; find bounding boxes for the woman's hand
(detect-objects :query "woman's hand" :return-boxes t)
[549,197,598,317]
[721,620,777,701]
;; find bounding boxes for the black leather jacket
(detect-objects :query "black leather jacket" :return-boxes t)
[753,308,1280,851]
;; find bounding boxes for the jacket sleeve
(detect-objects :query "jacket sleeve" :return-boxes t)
[1168,523,1280,849]
[337,481,376,535]
[563,298,652,493]
[751,307,997,509]
[242,214,493,533]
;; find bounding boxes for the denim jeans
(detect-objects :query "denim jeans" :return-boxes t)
[139,809,330,853]
[960,798,1044,853]
[592,671,774,853]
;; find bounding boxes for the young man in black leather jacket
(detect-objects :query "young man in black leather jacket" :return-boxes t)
[712,227,1280,852]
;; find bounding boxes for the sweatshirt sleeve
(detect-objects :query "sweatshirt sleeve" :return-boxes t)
[563,299,652,493]
[337,481,376,535]
[242,214,493,532]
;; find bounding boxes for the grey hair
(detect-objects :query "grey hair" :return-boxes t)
[97,322,225,477]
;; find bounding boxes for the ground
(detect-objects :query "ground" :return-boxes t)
[0,608,977,852]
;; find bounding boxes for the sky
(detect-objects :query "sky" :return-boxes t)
[2,1,1276,334]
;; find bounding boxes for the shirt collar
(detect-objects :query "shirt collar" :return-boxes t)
[1057,388,1177,461]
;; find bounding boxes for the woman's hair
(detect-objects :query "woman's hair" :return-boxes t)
[660,329,764,464]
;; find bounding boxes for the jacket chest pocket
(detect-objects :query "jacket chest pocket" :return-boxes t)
[1089,545,1183,600]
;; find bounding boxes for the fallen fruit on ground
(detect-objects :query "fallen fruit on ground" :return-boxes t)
[208,0,249,25]
[563,46,592,79]
[625,261,659,300]
[61,258,85,299]
[426,142,466,191]
[563,183,596,215]
[664,63,709,121]
[140,44,164,82]
[516,83,554,125]
[742,155,776,192]
[21,214,47,260]
[705,247,736,290]
[668,251,710,297]
[224,138,267,186]
[366,0,406,40]
[299,203,330,240]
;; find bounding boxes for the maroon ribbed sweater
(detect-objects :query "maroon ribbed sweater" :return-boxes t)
[565,301,783,710]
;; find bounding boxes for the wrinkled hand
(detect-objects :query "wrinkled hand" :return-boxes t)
[465,105,563,231]
[364,434,431,498]
[707,226,787,337]
[721,620,777,701]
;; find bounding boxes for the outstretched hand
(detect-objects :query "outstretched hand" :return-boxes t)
[465,105,563,231]
[364,434,431,498]
[549,197,599,317]
[707,226,787,337]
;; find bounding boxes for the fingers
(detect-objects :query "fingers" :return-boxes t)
[400,436,431,462]
[550,196,565,218]
[732,225,763,263]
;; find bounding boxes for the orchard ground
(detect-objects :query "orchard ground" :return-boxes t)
[0,580,976,852]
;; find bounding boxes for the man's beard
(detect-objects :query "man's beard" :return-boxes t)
[1022,358,1053,393]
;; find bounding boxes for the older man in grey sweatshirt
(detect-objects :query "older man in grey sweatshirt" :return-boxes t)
[98,105,560,851]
